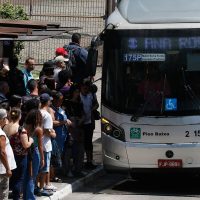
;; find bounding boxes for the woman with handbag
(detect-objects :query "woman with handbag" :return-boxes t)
[3,108,33,200]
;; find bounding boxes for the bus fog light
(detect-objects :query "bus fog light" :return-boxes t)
[113,130,121,138]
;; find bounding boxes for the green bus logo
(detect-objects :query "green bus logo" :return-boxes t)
[130,128,141,139]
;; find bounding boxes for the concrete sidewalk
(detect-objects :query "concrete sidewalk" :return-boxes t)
[37,138,104,200]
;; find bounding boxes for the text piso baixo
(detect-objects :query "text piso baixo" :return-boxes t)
[143,132,170,136]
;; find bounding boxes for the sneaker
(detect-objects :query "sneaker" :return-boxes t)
[36,188,53,197]
[84,162,97,170]
[34,187,42,196]
[44,184,57,192]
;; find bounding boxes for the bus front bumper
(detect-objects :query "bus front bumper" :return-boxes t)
[102,133,200,172]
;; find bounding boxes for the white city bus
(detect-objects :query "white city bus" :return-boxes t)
[100,0,200,176]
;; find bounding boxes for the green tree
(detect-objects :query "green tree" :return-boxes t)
[0,2,29,56]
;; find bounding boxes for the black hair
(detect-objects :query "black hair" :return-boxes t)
[72,33,81,44]
[42,61,54,76]
[9,95,22,108]
[9,56,19,69]
[38,84,52,95]
[27,79,38,93]
[0,81,9,93]
[25,109,42,130]
[25,98,40,111]
[0,101,10,112]
[90,84,98,93]
[52,90,63,100]
[25,57,34,65]
[81,80,91,87]
[58,69,71,86]
[69,84,79,96]
[44,78,56,90]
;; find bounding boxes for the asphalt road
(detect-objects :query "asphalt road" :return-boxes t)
[63,173,200,200]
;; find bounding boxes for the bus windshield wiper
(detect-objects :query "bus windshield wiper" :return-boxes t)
[131,89,161,122]
[131,72,168,122]
[181,67,200,110]
[160,73,167,114]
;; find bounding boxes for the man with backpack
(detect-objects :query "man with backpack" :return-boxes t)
[63,33,88,84]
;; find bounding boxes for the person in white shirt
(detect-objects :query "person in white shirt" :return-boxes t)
[0,109,16,200]
[38,93,57,196]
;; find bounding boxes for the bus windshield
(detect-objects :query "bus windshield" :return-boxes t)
[102,29,200,116]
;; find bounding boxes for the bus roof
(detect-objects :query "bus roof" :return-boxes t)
[118,0,200,24]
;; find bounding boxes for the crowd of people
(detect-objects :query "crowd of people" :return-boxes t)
[0,33,100,200]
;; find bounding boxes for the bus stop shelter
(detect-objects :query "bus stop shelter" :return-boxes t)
[0,19,80,65]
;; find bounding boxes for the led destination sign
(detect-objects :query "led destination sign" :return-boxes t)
[127,37,200,50]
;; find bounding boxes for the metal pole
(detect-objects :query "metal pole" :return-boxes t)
[29,0,33,18]
[105,0,115,19]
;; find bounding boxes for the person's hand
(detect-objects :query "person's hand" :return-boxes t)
[6,169,12,177]
[29,137,34,144]
[66,119,72,126]
[40,159,45,168]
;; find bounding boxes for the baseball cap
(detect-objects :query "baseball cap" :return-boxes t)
[54,55,69,63]
[40,93,53,103]
[55,48,68,56]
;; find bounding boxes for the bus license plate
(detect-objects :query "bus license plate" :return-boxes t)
[158,159,182,168]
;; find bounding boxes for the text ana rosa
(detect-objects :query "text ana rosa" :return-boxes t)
[143,132,170,136]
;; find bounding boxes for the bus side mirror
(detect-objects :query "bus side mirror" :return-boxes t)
[86,47,98,77]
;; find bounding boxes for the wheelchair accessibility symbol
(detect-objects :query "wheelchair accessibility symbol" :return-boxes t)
[165,98,177,111]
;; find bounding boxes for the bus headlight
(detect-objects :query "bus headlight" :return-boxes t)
[101,118,125,142]
[104,124,113,133]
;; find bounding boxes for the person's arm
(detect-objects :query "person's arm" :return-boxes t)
[43,129,56,138]
[35,127,44,168]
[22,71,27,88]
[53,119,69,127]
[92,94,99,111]
[0,135,12,177]
[20,131,33,149]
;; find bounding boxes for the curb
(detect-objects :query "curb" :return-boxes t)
[41,165,105,200]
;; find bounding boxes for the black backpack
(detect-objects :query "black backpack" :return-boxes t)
[64,45,88,83]
[63,45,81,69]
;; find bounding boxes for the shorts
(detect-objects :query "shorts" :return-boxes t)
[40,151,51,173]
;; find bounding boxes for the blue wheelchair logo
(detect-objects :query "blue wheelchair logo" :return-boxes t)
[165,98,177,111]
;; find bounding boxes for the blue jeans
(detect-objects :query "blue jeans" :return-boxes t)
[10,155,27,200]
[23,147,40,200]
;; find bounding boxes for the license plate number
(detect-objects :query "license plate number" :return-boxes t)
[158,159,182,168]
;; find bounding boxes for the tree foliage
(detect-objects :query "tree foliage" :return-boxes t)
[0,2,29,56]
